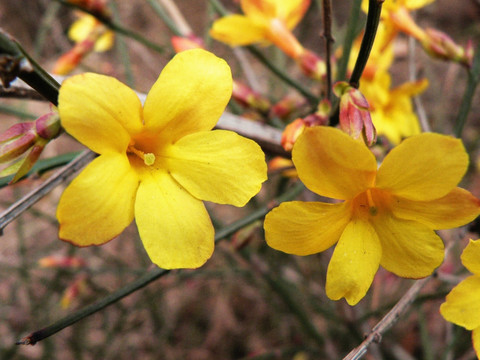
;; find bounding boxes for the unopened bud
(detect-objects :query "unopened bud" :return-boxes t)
[334,82,376,146]
[232,81,271,114]
[297,50,327,81]
[39,255,87,269]
[422,28,473,67]
[271,94,307,120]
[171,35,204,53]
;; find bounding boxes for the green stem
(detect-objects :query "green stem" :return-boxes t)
[0,30,60,105]
[16,183,305,345]
[349,0,383,88]
[145,0,182,36]
[55,0,165,54]
[335,0,363,82]
[453,43,480,138]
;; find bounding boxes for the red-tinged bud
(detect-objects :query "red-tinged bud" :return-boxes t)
[268,157,297,178]
[171,35,204,53]
[333,82,376,146]
[303,98,331,126]
[61,275,88,309]
[231,221,262,250]
[0,123,36,163]
[281,118,307,151]
[36,112,61,140]
[271,94,307,120]
[232,81,271,114]
[296,49,327,81]
[67,0,110,19]
[421,28,473,67]
[39,256,87,269]
[0,111,61,182]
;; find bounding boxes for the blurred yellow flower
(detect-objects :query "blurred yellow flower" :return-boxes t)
[440,239,480,359]
[57,49,267,269]
[264,126,479,305]
[210,0,310,57]
[69,13,114,52]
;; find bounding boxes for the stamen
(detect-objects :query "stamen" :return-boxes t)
[366,189,377,216]
[127,144,156,166]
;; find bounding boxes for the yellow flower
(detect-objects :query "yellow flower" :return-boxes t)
[264,126,480,305]
[440,239,480,358]
[360,72,428,144]
[69,13,113,52]
[210,0,310,58]
[57,49,267,269]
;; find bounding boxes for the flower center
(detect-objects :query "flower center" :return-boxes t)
[127,141,156,166]
[352,188,391,219]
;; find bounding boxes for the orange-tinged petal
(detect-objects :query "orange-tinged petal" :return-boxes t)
[279,0,310,29]
[241,0,276,21]
[292,126,377,200]
[373,214,444,278]
[210,15,267,46]
[473,327,480,359]
[264,201,350,255]
[391,187,480,230]
[135,170,214,269]
[326,219,381,305]
[404,0,435,10]
[165,130,266,206]
[143,49,232,142]
[57,153,139,245]
[376,133,468,201]
[440,275,480,330]
[461,239,480,275]
[58,73,143,154]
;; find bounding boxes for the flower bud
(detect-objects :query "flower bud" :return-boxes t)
[421,28,473,67]
[334,82,376,146]
[232,81,271,114]
[296,49,327,81]
[271,94,307,120]
[39,255,86,269]
[171,35,204,53]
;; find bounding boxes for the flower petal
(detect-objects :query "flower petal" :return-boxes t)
[142,49,232,142]
[264,201,350,255]
[376,133,468,201]
[58,73,143,154]
[135,170,214,269]
[292,126,377,200]
[326,219,381,305]
[373,214,444,278]
[210,15,268,45]
[461,239,480,275]
[165,130,267,206]
[392,187,480,230]
[57,153,139,245]
[440,275,480,330]
[241,0,276,22]
[473,327,480,359]
[278,0,310,29]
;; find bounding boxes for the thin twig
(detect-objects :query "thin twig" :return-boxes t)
[16,183,305,345]
[0,150,95,235]
[157,0,193,35]
[322,0,334,101]
[342,275,432,360]
[408,32,430,132]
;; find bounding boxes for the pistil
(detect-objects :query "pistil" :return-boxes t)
[366,189,377,216]
[127,142,156,166]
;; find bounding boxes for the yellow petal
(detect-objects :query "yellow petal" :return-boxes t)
[373,214,444,278]
[278,0,310,29]
[264,201,350,255]
[292,126,377,200]
[241,0,276,22]
[473,327,480,359]
[392,187,480,230]
[135,170,214,269]
[165,130,267,206]
[57,153,139,245]
[461,239,480,275]
[404,0,435,10]
[210,15,267,46]
[68,15,96,43]
[326,219,381,305]
[143,49,232,142]
[440,275,480,330]
[94,31,114,52]
[58,73,143,154]
[376,133,468,201]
